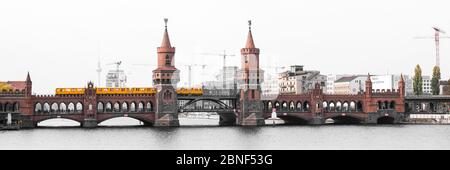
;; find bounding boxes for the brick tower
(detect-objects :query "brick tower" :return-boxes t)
[237,20,265,125]
[82,81,98,128]
[21,72,34,116]
[152,18,180,126]
[364,73,375,113]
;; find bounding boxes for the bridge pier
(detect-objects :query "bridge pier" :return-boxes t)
[366,110,404,124]
[82,118,98,128]
[154,114,179,127]
[218,112,236,126]
[309,117,325,125]
[238,113,265,126]
[19,116,36,128]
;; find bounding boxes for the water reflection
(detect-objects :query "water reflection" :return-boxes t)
[2,123,450,150]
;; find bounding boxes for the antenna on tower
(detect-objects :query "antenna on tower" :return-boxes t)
[96,41,102,86]
[164,18,168,28]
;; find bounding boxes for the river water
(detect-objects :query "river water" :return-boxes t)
[1,118,450,150]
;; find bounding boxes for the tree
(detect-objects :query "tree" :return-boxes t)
[413,64,423,95]
[431,66,441,95]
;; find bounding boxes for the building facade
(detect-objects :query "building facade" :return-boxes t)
[422,76,431,94]
[326,74,351,94]
[278,65,326,94]
[215,66,239,90]
[333,75,367,94]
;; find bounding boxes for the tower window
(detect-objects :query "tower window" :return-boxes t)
[165,55,171,66]
[251,90,255,99]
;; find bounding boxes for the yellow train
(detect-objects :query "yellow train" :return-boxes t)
[55,87,202,95]
[176,88,203,96]
[96,88,156,95]
[55,88,85,95]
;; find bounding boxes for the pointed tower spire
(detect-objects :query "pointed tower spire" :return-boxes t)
[399,73,405,97]
[245,20,256,48]
[161,18,172,48]
[26,72,31,83]
[365,72,372,96]
[25,72,32,96]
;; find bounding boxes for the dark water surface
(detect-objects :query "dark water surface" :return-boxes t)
[1,123,450,150]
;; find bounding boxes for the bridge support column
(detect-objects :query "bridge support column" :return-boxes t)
[367,110,404,124]
[154,114,179,127]
[82,118,97,128]
[309,117,325,125]
[218,112,236,126]
[238,113,265,126]
[237,99,265,126]
[154,85,180,127]
[19,116,36,128]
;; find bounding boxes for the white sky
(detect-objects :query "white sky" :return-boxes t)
[1,0,449,94]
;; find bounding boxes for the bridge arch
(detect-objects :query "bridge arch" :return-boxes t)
[59,103,67,113]
[35,117,83,126]
[67,102,75,113]
[97,116,153,126]
[97,102,104,112]
[377,116,395,124]
[105,102,112,112]
[277,115,309,125]
[138,102,144,112]
[130,102,136,112]
[357,101,363,112]
[13,102,19,112]
[274,101,280,110]
[289,101,295,111]
[322,101,328,111]
[75,102,83,113]
[342,101,349,112]
[180,98,230,110]
[326,115,363,124]
[296,101,302,111]
[389,101,396,109]
[113,102,120,112]
[303,101,310,111]
[349,101,356,111]
[281,101,288,111]
[0,103,3,112]
[2,102,18,112]
[145,101,153,111]
[35,103,42,113]
[336,101,342,112]
[122,102,129,112]
[267,101,273,110]
[328,101,335,112]
[51,103,58,113]
[43,103,50,113]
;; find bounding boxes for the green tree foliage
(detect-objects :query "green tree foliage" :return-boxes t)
[413,64,423,95]
[431,66,441,95]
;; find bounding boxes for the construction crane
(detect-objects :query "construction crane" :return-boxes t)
[181,64,207,87]
[198,50,236,88]
[106,61,122,71]
[414,27,450,68]
[105,61,127,88]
